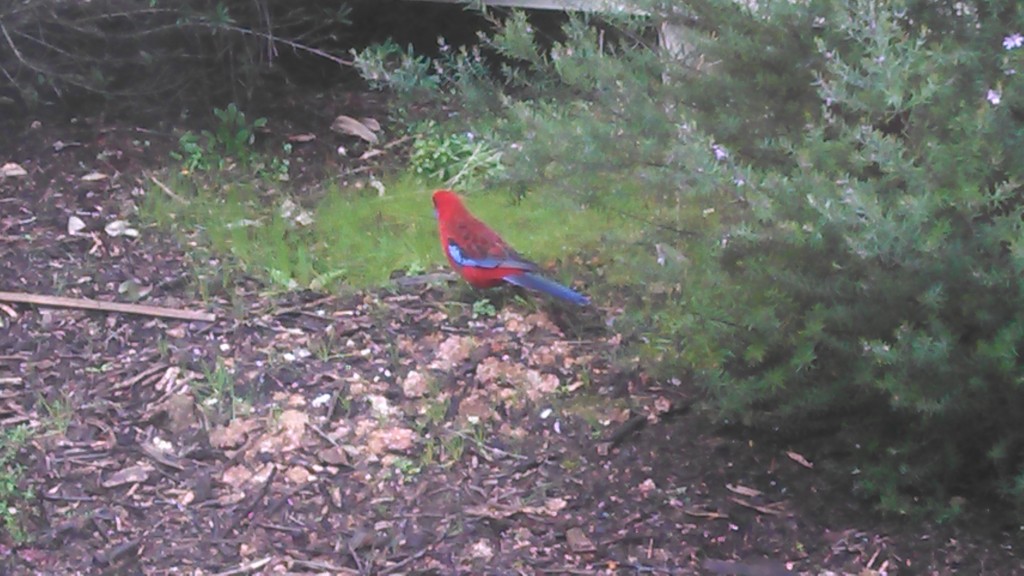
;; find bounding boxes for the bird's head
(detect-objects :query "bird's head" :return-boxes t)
[432,189,465,220]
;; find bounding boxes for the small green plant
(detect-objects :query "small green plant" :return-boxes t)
[311,331,336,362]
[257,142,292,181]
[195,357,238,420]
[210,102,266,162]
[336,393,352,417]
[0,424,34,543]
[421,437,437,467]
[423,396,449,428]
[85,361,114,374]
[171,103,267,172]
[50,272,68,297]
[309,268,348,292]
[267,403,284,426]
[442,433,465,467]
[471,425,489,450]
[410,122,504,187]
[172,131,209,172]
[471,298,497,319]
[405,261,426,277]
[266,267,300,291]
[156,336,171,359]
[392,456,422,480]
[38,393,72,436]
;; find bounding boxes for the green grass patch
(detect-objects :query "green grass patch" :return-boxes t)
[0,424,34,543]
[142,172,643,293]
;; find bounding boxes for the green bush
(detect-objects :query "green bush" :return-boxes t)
[660,0,1024,517]
[355,0,1024,519]
[658,0,1024,516]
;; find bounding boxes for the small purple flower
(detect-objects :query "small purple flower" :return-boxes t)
[987,89,1002,105]
[1004,33,1024,50]
[712,144,729,161]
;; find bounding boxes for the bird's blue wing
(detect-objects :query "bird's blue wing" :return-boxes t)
[446,239,535,271]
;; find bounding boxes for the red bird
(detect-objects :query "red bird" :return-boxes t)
[432,190,590,306]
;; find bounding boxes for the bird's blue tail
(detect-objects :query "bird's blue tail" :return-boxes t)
[504,272,590,306]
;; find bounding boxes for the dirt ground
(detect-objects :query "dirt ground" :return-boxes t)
[1,108,1023,575]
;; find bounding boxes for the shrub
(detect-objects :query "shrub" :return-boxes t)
[682,0,1024,516]
[353,0,1024,519]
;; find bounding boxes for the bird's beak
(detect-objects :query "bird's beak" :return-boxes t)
[434,208,439,220]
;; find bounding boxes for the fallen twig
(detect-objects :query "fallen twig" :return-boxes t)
[211,556,273,576]
[307,422,341,447]
[347,540,366,576]
[0,291,216,322]
[272,294,338,316]
[383,135,412,149]
[728,496,787,517]
[145,171,189,205]
[391,272,457,287]
[289,559,359,575]
[112,362,170,392]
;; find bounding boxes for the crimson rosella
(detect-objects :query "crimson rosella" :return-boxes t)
[432,189,590,306]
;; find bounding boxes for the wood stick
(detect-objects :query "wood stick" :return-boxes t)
[0,291,216,322]
[144,171,189,205]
